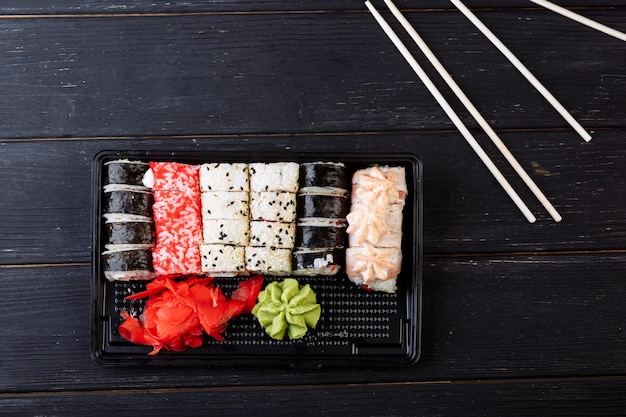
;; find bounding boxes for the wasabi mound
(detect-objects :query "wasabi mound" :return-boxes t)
[252,278,321,340]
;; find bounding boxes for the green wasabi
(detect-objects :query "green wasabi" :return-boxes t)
[251,278,321,340]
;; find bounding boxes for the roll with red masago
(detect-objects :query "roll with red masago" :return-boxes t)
[149,161,203,276]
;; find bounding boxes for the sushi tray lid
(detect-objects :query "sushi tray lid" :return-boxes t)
[91,150,423,368]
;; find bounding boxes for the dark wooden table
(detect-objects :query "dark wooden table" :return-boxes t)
[1,1,625,415]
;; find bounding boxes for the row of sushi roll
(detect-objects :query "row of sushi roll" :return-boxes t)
[198,162,299,276]
[101,159,406,293]
[345,166,407,293]
[101,160,156,281]
[147,162,204,276]
[293,162,350,276]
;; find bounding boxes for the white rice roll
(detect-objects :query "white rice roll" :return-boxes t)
[245,246,292,275]
[200,244,247,276]
[249,221,296,249]
[249,162,299,192]
[202,219,250,246]
[249,192,296,222]
[200,163,249,192]
[201,191,249,220]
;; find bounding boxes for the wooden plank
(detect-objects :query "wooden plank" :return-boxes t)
[0,10,623,139]
[0,1,624,14]
[0,255,624,392]
[1,131,625,264]
[1,377,625,416]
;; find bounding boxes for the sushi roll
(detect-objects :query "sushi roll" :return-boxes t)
[102,161,155,281]
[150,162,203,276]
[201,191,249,220]
[200,244,247,276]
[296,193,349,219]
[346,203,403,248]
[200,163,251,276]
[103,185,153,217]
[202,219,250,246]
[345,166,406,293]
[345,245,402,293]
[249,162,299,193]
[245,247,292,275]
[105,218,154,248]
[350,166,407,207]
[200,163,249,192]
[249,192,297,222]
[102,246,155,281]
[249,220,296,249]
[104,159,150,187]
[295,219,347,249]
[293,162,350,276]
[299,162,349,190]
[292,248,343,276]
[245,163,299,275]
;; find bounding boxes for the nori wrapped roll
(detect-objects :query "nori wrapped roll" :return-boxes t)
[296,193,349,219]
[105,221,154,246]
[104,160,150,186]
[292,248,343,276]
[299,162,349,189]
[293,162,350,276]
[103,186,153,217]
[102,247,154,281]
[295,220,347,249]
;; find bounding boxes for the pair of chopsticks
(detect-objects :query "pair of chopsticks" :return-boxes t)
[366,0,559,223]
[366,0,623,223]
[367,0,626,222]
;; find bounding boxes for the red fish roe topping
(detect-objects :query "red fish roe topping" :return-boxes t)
[150,162,203,276]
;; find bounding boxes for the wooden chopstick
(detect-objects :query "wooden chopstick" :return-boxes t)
[365,0,537,223]
[451,0,592,143]
[382,0,562,222]
[530,0,626,42]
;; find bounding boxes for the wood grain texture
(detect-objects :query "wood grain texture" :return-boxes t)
[0,3,624,414]
[0,256,623,392]
[0,1,624,13]
[1,377,626,416]
[0,10,623,139]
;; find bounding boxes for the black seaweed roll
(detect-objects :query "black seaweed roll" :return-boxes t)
[299,162,349,190]
[292,248,343,276]
[295,220,347,249]
[101,160,155,281]
[103,186,153,217]
[293,162,350,276]
[104,160,150,186]
[296,194,349,219]
[105,221,154,246]
[102,247,155,281]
